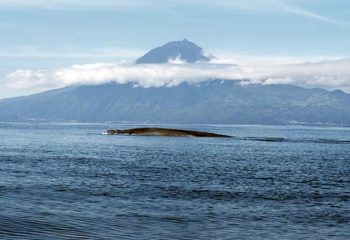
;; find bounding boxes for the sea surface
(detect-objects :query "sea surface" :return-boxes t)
[0,123,349,240]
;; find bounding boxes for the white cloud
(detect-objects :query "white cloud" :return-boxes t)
[168,55,187,64]
[4,63,242,92]
[245,59,350,90]
[4,59,350,95]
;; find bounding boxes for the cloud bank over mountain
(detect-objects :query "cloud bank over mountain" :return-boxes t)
[4,59,350,94]
[2,39,350,125]
[2,39,350,96]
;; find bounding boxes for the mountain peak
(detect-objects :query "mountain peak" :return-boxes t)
[136,39,212,64]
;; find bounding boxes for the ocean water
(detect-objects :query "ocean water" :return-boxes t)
[0,123,349,240]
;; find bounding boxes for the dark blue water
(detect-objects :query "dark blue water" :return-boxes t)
[0,123,350,239]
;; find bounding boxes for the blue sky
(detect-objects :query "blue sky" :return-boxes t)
[1,0,350,98]
[1,0,350,57]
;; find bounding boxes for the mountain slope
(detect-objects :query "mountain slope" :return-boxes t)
[0,80,349,125]
[136,39,211,64]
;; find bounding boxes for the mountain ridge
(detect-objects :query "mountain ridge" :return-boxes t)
[0,80,349,126]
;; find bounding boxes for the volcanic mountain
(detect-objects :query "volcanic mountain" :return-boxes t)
[1,40,350,125]
[136,39,212,64]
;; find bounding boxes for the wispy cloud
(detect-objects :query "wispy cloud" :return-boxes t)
[211,52,346,66]
[4,59,350,95]
[204,0,348,26]
[0,0,346,27]
[269,0,348,26]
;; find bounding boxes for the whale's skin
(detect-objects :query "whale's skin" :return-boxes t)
[106,128,231,138]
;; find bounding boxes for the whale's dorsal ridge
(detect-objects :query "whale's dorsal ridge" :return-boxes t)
[106,127,231,138]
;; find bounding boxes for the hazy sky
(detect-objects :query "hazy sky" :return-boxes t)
[1,0,350,98]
